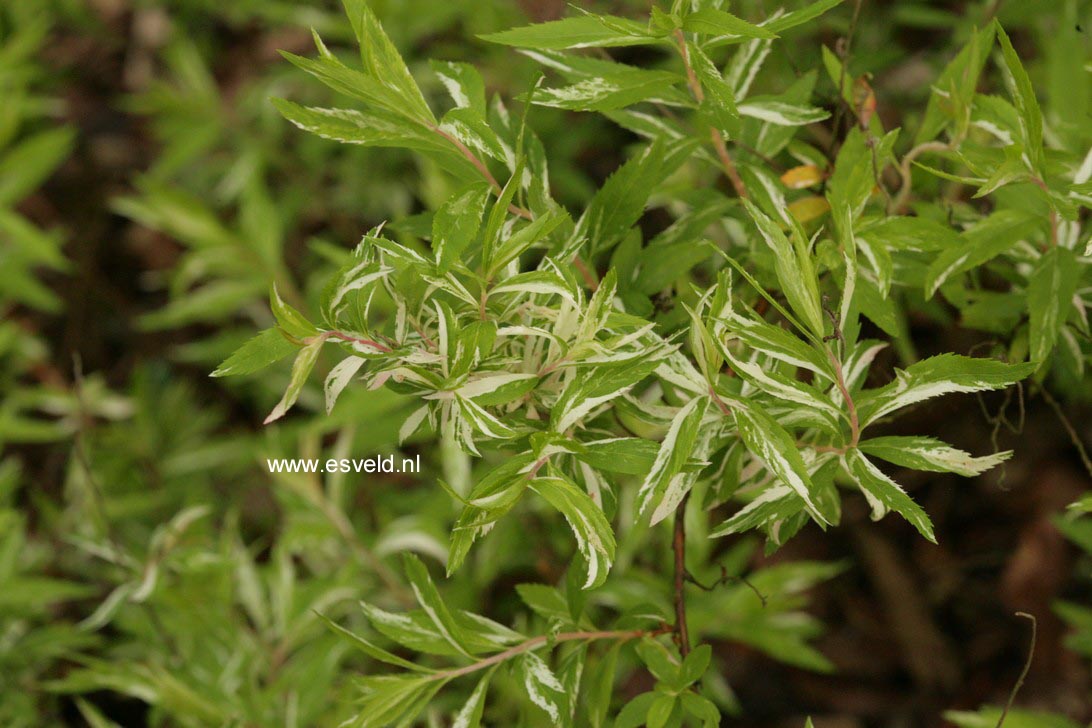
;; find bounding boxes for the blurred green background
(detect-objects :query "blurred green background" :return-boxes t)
[2,0,1090,725]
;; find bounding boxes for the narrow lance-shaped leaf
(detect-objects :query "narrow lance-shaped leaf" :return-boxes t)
[1027,246,1079,364]
[480,15,659,50]
[636,396,709,523]
[843,449,936,542]
[859,436,1012,477]
[681,8,776,40]
[514,651,569,724]
[995,21,1043,168]
[762,0,845,34]
[531,474,616,589]
[451,667,496,728]
[264,338,324,424]
[315,612,435,673]
[433,183,490,273]
[855,354,1037,428]
[211,328,296,377]
[341,0,434,123]
[401,553,475,656]
[742,199,825,338]
[733,399,836,525]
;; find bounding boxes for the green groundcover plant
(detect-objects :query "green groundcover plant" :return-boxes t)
[199,0,1090,725]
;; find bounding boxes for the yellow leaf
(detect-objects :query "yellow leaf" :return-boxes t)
[788,196,830,224]
[780,164,825,190]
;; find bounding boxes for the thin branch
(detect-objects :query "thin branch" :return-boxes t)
[686,566,768,607]
[572,254,600,291]
[890,141,951,213]
[431,124,533,220]
[827,349,861,449]
[672,29,748,199]
[1041,386,1092,478]
[995,612,1037,728]
[321,330,393,354]
[427,628,664,682]
[673,493,691,657]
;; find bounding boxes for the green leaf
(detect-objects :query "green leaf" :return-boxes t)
[532,68,685,113]
[856,354,1037,428]
[531,475,616,589]
[742,199,825,338]
[738,99,829,126]
[635,639,679,683]
[924,209,1039,298]
[586,644,620,728]
[680,692,721,727]
[995,21,1043,168]
[647,694,678,728]
[433,183,490,273]
[1027,246,1079,364]
[681,8,776,39]
[488,211,568,277]
[481,15,658,50]
[616,692,657,728]
[451,667,495,728]
[763,0,845,34]
[569,138,697,257]
[269,284,317,339]
[321,256,391,326]
[401,553,475,657]
[341,0,434,123]
[843,449,935,542]
[0,127,74,205]
[577,438,659,475]
[916,24,995,142]
[637,396,710,525]
[315,612,434,673]
[430,60,487,117]
[263,338,323,424]
[272,99,456,159]
[859,436,1011,477]
[211,328,296,377]
[733,400,835,525]
[513,651,568,724]
[515,583,571,622]
[279,51,413,119]
[678,644,711,686]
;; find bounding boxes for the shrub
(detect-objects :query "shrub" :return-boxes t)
[207,0,1087,724]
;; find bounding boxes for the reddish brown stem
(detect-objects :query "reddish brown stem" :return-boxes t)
[323,330,393,354]
[431,124,533,220]
[672,29,748,199]
[673,494,691,657]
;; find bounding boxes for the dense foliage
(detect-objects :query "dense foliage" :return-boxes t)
[3,0,1091,726]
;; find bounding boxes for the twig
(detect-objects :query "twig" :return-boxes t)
[427,627,666,682]
[1040,386,1092,478]
[572,254,599,290]
[430,124,533,220]
[673,493,691,657]
[890,141,951,213]
[672,29,748,199]
[321,330,393,354]
[827,349,860,449]
[686,566,768,607]
[995,612,1037,728]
